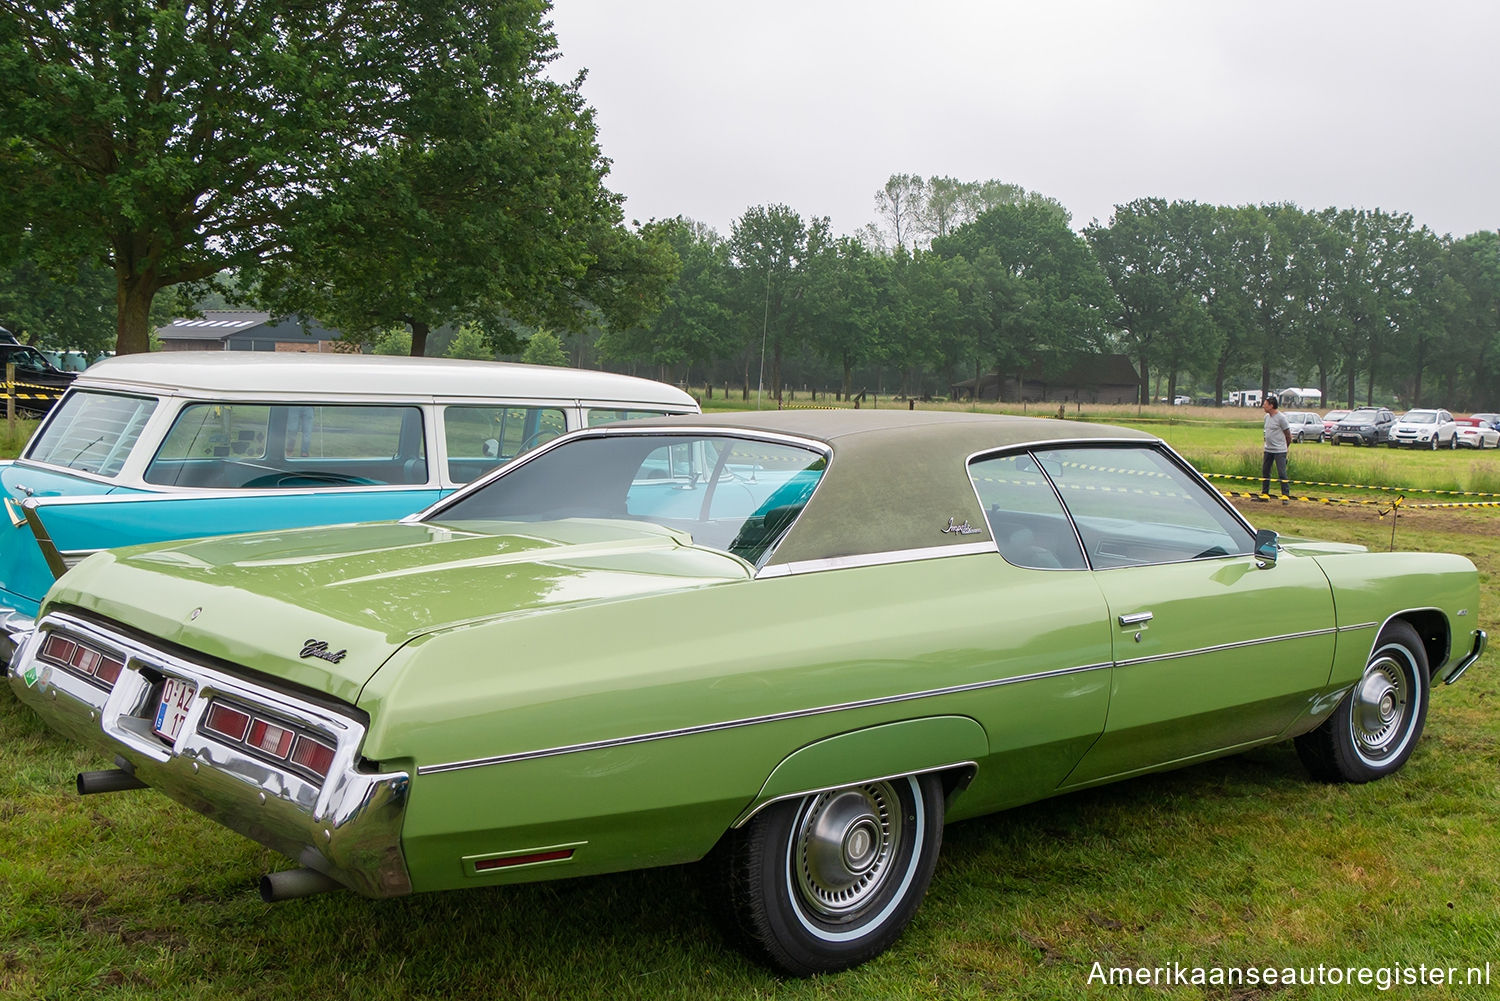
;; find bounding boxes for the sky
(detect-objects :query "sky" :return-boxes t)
[547,0,1499,241]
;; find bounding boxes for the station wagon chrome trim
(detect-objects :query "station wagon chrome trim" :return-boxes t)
[1114,626,1342,668]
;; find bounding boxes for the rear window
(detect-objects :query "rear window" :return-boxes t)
[25,391,158,478]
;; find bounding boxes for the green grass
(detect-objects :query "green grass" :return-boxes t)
[4,412,1499,998]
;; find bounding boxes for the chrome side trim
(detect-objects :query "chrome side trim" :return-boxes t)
[1114,626,1342,668]
[20,500,67,579]
[731,760,978,828]
[417,660,1112,776]
[756,540,997,578]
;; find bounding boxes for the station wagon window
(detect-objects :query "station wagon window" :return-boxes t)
[585,408,680,426]
[27,391,158,478]
[968,454,1087,570]
[432,433,827,566]
[144,404,426,488]
[442,405,568,483]
[1041,446,1253,569]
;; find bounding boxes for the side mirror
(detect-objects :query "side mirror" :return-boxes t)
[1254,528,1279,567]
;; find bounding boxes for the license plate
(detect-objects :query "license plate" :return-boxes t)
[153,677,197,741]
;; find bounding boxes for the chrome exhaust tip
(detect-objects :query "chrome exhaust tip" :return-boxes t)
[259,868,344,902]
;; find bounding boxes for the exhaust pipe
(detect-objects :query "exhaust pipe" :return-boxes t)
[260,868,344,902]
[77,768,148,795]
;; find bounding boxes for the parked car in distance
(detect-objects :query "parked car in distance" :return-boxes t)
[1320,409,1350,438]
[1283,411,1323,442]
[1390,409,1458,449]
[8,410,1484,976]
[1330,407,1396,446]
[1453,418,1500,449]
[0,353,698,657]
[1469,412,1500,430]
[0,341,77,413]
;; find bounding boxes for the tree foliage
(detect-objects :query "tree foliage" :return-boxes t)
[1,0,648,356]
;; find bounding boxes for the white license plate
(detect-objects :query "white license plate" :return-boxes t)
[153,677,197,741]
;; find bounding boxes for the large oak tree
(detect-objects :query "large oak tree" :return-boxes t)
[1,1,635,355]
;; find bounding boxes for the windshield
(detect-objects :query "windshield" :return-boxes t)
[1347,410,1380,421]
[1401,411,1437,424]
[24,391,158,477]
[431,432,828,567]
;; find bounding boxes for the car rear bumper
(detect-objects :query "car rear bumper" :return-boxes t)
[7,610,411,898]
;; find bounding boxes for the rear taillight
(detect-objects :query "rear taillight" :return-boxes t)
[247,718,294,758]
[203,702,252,742]
[38,633,124,690]
[289,735,337,778]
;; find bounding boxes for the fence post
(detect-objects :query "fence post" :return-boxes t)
[6,362,14,436]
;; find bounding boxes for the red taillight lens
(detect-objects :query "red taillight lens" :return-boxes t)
[94,656,125,686]
[290,735,336,778]
[41,634,77,664]
[247,719,293,758]
[204,702,252,741]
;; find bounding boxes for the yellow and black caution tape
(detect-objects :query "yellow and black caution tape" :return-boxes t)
[2,380,66,402]
[1221,489,1390,507]
[1205,471,1500,499]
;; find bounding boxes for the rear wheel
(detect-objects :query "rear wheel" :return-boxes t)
[1295,622,1429,783]
[712,774,945,976]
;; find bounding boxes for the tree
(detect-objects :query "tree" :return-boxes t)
[933,201,1116,395]
[1,1,625,355]
[520,330,568,367]
[729,205,829,400]
[444,327,495,362]
[597,218,732,384]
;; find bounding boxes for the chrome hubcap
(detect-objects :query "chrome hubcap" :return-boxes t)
[1352,656,1408,757]
[793,783,901,920]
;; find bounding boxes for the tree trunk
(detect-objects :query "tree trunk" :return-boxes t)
[410,320,431,357]
[115,273,158,355]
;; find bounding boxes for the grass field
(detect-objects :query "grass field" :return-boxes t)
[2,408,1497,999]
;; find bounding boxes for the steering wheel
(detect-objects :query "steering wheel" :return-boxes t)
[245,471,380,488]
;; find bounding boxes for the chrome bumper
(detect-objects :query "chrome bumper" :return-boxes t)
[1442,628,1486,686]
[8,611,411,898]
[0,607,35,670]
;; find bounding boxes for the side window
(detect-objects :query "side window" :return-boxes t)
[968,453,1087,570]
[1042,446,1253,569]
[145,404,425,487]
[586,408,677,427]
[443,405,568,483]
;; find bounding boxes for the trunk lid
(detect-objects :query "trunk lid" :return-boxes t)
[45,518,752,703]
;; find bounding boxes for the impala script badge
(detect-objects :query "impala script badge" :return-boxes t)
[300,639,348,664]
[941,517,982,536]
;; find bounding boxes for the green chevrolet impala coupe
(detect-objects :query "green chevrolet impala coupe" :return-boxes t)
[7,411,1486,974]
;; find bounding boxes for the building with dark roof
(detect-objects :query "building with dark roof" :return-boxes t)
[156,311,353,353]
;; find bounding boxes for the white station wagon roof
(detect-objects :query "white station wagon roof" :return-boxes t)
[72,352,699,407]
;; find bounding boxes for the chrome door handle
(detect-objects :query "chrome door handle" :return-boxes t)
[1118,611,1154,626]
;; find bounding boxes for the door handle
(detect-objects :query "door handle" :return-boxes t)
[1118,611,1154,626]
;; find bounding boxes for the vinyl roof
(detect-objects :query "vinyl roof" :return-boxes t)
[588,410,1158,566]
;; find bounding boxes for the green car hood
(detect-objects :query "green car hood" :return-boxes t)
[44,519,753,704]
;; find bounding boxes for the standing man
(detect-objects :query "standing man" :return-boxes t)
[1261,393,1292,503]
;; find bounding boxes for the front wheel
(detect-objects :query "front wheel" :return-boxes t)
[1295,622,1430,783]
[711,774,945,976]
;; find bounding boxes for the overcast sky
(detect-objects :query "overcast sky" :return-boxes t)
[547,0,1498,241]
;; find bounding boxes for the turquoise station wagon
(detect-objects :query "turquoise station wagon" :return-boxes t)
[0,353,697,656]
[7,411,1485,975]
